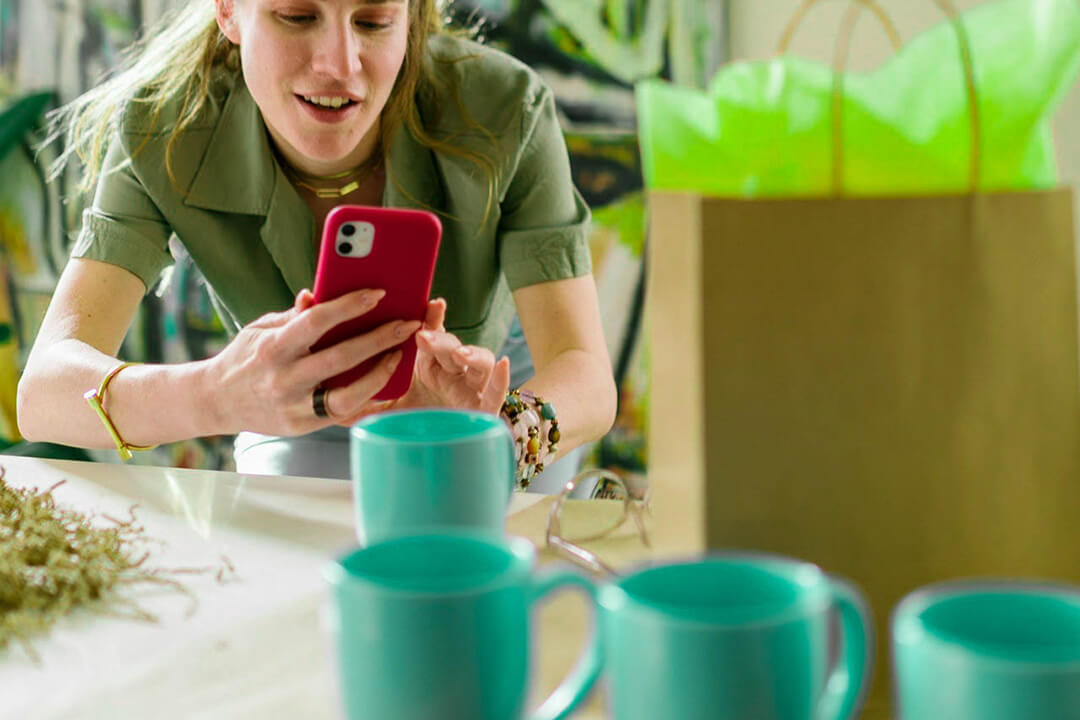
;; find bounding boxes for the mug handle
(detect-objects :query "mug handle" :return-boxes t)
[815,577,875,720]
[526,567,603,720]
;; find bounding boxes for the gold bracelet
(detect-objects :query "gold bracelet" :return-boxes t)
[84,361,158,461]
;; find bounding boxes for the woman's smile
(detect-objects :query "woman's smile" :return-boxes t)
[296,93,363,124]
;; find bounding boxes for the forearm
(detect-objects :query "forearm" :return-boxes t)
[520,347,617,457]
[16,338,221,449]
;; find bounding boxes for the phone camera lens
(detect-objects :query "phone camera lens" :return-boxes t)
[341,224,356,237]
[338,242,353,255]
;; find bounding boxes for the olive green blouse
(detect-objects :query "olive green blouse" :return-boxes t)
[72,34,591,351]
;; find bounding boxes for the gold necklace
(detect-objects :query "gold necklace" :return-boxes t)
[285,151,383,200]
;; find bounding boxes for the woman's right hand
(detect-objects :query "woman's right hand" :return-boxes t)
[205,287,420,436]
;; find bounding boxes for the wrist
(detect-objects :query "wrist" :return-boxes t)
[191,357,231,436]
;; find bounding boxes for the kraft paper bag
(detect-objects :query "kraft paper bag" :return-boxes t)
[647,188,1080,719]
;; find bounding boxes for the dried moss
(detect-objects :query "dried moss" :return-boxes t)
[0,466,224,662]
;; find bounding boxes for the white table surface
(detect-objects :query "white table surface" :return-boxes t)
[0,456,549,720]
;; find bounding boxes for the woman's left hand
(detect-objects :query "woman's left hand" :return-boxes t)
[407,298,510,413]
[334,298,510,425]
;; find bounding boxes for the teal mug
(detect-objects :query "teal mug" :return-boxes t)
[350,409,516,545]
[323,533,602,720]
[893,581,1080,720]
[597,552,873,720]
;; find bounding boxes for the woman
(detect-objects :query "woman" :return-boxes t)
[16,0,616,490]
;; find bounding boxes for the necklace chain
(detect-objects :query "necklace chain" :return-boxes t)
[283,148,383,199]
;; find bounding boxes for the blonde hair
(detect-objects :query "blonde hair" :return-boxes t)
[48,0,498,223]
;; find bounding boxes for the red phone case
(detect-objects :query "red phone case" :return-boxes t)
[310,205,441,401]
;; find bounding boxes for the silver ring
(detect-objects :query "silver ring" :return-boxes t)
[312,386,331,419]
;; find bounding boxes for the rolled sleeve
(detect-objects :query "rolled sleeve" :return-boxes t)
[498,86,592,291]
[499,205,591,290]
[70,138,174,292]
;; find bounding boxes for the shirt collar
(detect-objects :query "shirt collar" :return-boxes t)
[184,78,276,216]
[382,108,445,213]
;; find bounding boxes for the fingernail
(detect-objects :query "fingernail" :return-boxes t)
[418,329,434,341]
[396,321,422,339]
[457,347,472,358]
[385,350,403,367]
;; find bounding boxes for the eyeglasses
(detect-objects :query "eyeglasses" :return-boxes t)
[545,469,651,576]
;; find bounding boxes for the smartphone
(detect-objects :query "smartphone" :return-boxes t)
[310,205,442,401]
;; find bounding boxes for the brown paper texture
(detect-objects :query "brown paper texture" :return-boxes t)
[648,188,1080,717]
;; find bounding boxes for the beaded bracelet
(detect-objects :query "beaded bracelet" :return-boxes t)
[500,389,560,490]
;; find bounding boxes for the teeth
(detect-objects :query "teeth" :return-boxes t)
[303,95,351,109]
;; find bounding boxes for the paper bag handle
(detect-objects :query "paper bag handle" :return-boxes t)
[778,0,981,194]
[778,0,903,55]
